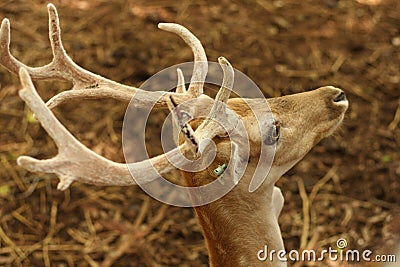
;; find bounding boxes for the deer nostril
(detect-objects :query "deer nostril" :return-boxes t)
[333,91,346,102]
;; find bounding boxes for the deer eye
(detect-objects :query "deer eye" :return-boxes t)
[264,121,281,145]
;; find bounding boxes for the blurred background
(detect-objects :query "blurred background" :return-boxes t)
[0,0,399,266]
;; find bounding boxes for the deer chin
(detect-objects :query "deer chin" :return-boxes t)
[324,116,345,141]
[265,160,299,185]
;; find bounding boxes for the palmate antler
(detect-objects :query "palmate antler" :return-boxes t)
[1,4,239,191]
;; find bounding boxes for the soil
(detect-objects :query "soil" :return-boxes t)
[0,0,399,266]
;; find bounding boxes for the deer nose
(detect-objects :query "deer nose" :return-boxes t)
[333,90,347,103]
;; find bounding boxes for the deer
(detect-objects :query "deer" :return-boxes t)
[0,4,348,267]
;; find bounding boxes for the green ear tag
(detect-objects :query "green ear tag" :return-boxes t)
[213,163,227,177]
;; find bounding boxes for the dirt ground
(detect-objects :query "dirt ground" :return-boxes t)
[0,0,399,266]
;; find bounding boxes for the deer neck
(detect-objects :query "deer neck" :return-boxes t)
[187,171,286,267]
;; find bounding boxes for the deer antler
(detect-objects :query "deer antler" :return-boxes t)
[15,55,236,190]
[2,3,245,192]
[0,4,207,109]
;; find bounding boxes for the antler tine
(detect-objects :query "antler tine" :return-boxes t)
[17,67,199,190]
[0,18,34,76]
[195,56,235,145]
[158,23,207,97]
[169,68,188,146]
[213,57,234,104]
[176,68,187,94]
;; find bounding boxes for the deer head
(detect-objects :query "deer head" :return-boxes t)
[0,4,348,267]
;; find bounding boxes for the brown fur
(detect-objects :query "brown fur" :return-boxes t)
[181,86,348,266]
